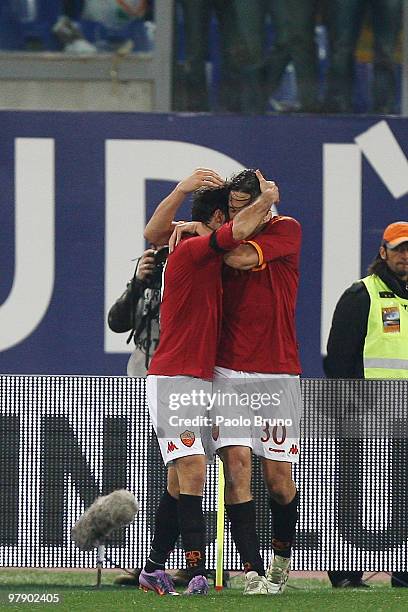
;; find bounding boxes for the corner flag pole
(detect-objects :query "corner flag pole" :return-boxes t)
[215,457,225,590]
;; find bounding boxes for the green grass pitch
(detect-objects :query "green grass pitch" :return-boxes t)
[1,569,408,611]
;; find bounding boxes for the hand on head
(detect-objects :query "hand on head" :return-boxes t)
[169,221,211,253]
[255,169,279,203]
[177,168,225,194]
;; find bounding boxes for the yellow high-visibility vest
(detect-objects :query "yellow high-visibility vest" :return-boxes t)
[362,275,408,379]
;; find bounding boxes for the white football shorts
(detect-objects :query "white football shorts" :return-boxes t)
[146,374,212,466]
[209,366,302,464]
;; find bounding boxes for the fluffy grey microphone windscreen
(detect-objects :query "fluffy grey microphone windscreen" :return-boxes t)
[71,489,139,550]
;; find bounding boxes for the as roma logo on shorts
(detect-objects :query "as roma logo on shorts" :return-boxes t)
[180,430,195,447]
[212,425,219,441]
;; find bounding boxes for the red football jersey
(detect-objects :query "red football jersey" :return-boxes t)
[148,222,240,379]
[216,216,302,374]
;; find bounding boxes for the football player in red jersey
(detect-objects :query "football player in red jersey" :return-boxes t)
[145,168,302,596]
[214,169,302,595]
[140,171,279,596]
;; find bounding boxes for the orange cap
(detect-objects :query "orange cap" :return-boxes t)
[383,222,408,249]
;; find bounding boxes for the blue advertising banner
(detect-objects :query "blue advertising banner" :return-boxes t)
[0,111,407,377]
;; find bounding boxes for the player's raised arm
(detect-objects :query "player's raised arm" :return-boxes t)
[223,244,260,270]
[144,168,224,245]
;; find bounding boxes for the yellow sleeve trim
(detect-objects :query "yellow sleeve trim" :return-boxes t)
[243,240,266,271]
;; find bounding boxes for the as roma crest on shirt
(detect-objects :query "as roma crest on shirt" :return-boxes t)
[180,430,195,447]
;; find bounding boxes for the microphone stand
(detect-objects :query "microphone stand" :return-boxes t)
[96,544,106,588]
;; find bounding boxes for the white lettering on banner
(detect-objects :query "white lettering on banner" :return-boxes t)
[321,144,362,355]
[0,139,54,352]
[321,121,408,355]
[104,140,245,353]
[0,127,405,358]
[355,120,408,199]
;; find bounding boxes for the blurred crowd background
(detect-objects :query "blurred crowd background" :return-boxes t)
[0,0,404,114]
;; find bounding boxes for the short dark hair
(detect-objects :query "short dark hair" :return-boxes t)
[228,169,261,200]
[191,186,228,223]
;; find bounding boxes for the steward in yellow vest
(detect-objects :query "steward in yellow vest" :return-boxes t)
[325,222,408,381]
[324,221,408,589]
[361,274,408,379]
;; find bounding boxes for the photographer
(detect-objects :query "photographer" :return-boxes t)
[109,245,168,589]
[108,246,167,377]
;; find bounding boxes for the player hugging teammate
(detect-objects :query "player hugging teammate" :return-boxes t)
[141,167,301,596]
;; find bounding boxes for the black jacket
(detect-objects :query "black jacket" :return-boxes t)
[324,263,408,379]
[108,278,145,335]
[108,272,161,372]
